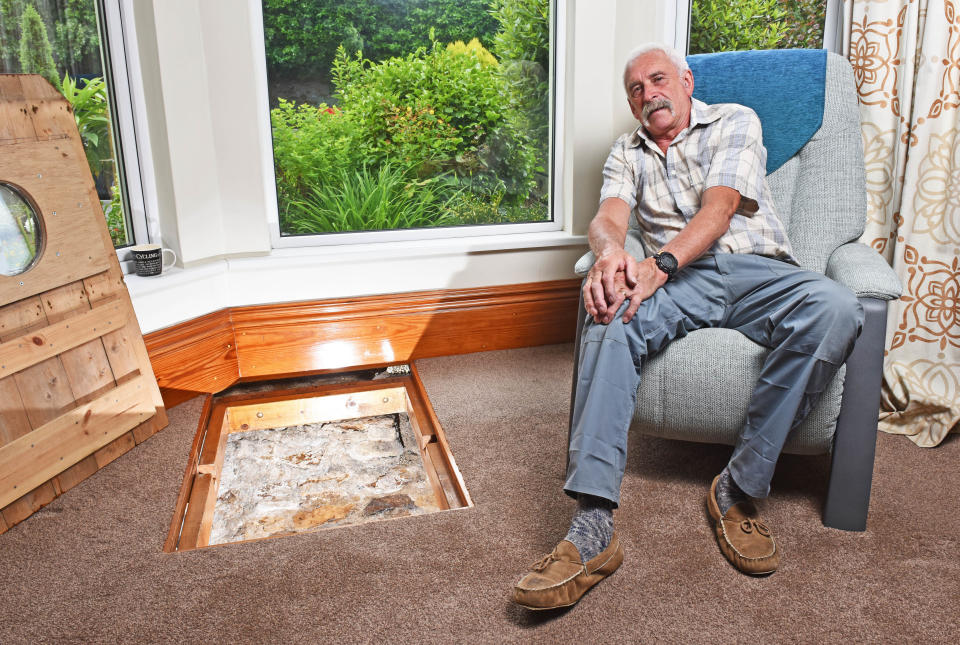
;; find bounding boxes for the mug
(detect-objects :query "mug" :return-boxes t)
[131,244,177,276]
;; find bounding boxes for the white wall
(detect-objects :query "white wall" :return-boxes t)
[128,0,662,333]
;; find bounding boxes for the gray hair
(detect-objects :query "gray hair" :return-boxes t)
[622,43,690,90]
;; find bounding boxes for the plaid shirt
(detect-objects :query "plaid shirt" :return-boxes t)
[599,98,797,264]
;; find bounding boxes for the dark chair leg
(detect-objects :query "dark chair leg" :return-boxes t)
[822,297,889,531]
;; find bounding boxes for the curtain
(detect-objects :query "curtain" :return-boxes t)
[842,0,959,446]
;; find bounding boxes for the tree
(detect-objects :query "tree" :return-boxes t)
[19,4,60,90]
[0,0,26,72]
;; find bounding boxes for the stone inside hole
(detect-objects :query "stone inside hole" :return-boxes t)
[209,411,441,544]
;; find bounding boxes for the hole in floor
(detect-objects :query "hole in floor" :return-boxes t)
[165,365,471,552]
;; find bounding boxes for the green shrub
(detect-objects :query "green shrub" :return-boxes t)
[18,4,60,90]
[104,181,127,246]
[61,73,112,179]
[489,0,550,71]
[281,162,460,233]
[490,0,550,196]
[331,42,503,173]
[270,98,364,204]
[689,0,789,54]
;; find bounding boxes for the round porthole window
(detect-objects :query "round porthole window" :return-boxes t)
[0,183,44,277]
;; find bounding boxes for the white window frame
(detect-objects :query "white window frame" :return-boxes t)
[99,0,161,265]
[664,0,692,52]
[250,0,567,249]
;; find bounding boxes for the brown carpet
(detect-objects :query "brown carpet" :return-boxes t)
[2,344,958,643]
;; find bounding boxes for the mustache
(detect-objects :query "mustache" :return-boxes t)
[641,97,674,122]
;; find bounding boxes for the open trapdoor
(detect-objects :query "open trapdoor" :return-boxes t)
[165,366,471,551]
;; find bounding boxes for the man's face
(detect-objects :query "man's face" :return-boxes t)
[624,50,694,139]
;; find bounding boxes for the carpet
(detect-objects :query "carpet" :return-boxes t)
[1,344,957,643]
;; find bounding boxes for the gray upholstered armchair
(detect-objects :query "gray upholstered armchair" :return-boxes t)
[570,51,901,531]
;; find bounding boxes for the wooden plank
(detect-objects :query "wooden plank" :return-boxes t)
[0,298,126,379]
[94,431,136,469]
[164,395,215,553]
[83,273,141,382]
[10,74,62,100]
[409,364,472,508]
[0,76,36,142]
[16,76,76,142]
[132,414,166,444]
[41,282,117,406]
[0,297,51,441]
[1,481,57,528]
[0,377,32,446]
[0,375,155,509]
[178,473,214,551]
[200,406,227,465]
[426,443,457,508]
[14,358,76,429]
[0,297,46,340]
[53,454,98,495]
[0,509,7,534]
[223,387,407,434]
[0,140,113,303]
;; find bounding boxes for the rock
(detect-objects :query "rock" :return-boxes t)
[363,493,415,516]
[293,503,354,529]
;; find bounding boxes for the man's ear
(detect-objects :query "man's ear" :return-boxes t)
[682,69,694,96]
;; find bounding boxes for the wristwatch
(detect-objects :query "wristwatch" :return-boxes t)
[653,251,678,281]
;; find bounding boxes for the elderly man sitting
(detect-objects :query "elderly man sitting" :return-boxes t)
[513,43,864,610]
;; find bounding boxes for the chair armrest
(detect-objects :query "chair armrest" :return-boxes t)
[825,242,902,300]
[574,230,647,277]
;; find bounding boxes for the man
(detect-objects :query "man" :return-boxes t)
[513,43,864,610]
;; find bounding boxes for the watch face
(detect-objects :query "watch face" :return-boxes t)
[658,252,678,273]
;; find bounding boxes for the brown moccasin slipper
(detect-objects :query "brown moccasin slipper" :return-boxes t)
[513,533,623,610]
[707,475,780,575]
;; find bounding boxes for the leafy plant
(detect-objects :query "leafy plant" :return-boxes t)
[270,98,364,203]
[104,181,127,246]
[61,73,113,179]
[330,41,508,176]
[281,162,461,234]
[18,4,60,90]
[689,0,789,54]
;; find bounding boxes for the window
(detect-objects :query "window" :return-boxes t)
[0,0,139,249]
[259,0,558,242]
[687,0,827,54]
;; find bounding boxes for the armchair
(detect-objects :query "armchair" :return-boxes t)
[570,51,901,531]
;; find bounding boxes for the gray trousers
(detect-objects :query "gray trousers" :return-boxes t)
[565,253,864,505]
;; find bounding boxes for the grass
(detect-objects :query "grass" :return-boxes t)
[280,162,550,235]
[280,163,461,234]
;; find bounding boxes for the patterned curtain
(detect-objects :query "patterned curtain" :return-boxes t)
[843,0,959,447]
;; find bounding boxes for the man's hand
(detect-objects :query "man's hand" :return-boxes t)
[584,247,638,324]
[615,257,669,323]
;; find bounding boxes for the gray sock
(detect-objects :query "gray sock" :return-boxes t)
[715,466,749,515]
[564,494,614,562]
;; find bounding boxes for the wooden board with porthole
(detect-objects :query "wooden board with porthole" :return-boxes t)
[165,365,471,552]
[0,75,167,532]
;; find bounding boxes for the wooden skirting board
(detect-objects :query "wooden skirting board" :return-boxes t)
[145,279,582,409]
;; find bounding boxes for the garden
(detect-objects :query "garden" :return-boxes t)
[263,0,551,235]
